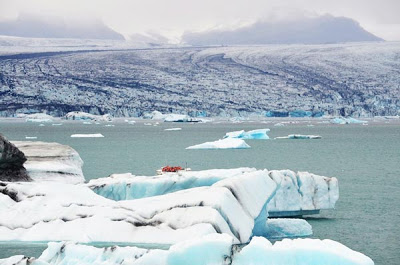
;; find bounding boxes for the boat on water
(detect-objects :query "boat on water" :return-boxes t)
[156,166,191,175]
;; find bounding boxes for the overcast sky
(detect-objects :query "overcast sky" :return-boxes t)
[1,0,399,40]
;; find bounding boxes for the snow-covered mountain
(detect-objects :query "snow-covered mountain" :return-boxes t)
[0,14,124,40]
[183,15,383,45]
[0,41,399,117]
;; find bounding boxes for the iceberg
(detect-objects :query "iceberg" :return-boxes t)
[274,134,321,139]
[70,133,104,138]
[0,235,374,265]
[0,170,277,244]
[263,218,312,238]
[330,117,368,124]
[12,141,85,184]
[224,129,270,139]
[25,113,54,123]
[65,111,112,121]
[164,114,199,122]
[186,138,250,149]
[165,127,182,131]
[88,168,339,217]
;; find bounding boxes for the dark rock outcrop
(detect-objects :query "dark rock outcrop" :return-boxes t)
[0,134,31,181]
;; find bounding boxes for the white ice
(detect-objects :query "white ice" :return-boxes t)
[70,133,104,138]
[25,113,54,123]
[65,111,112,121]
[165,127,182,131]
[186,138,250,149]
[263,218,313,238]
[0,235,374,265]
[330,117,368,124]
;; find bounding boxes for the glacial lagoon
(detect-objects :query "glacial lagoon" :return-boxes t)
[0,118,399,264]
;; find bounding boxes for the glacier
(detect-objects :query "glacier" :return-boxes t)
[88,168,339,217]
[224,129,270,139]
[0,235,374,265]
[186,138,251,149]
[11,141,84,184]
[275,134,322,140]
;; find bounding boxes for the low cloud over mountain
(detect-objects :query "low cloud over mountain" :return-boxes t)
[182,15,383,45]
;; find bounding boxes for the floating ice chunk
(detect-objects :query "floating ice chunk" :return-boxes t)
[65,111,112,122]
[25,113,53,123]
[0,235,374,265]
[51,123,62,126]
[82,121,92,124]
[105,124,115,127]
[186,138,250,149]
[25,136,37,139]
[224,129,270,140]
[165,127,182,131]
[274,134,321,139]
[71,133,104,138]
[330,117,368,124]
[233,237,374,265]
[263,219,312,238]
[274,123,285,126]
[144,123,152,126]
[12,141,85,184]
[164,114,199,122]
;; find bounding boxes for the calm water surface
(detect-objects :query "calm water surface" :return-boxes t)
[0,119,399,264]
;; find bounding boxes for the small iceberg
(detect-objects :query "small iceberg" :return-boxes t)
[65,111,112,122]
[71,133,104,138]
[83,121,92,124]
[263,219,313,238]
[274,123,285,127]
[275,134,321,140]
[165,128,182,131]
[25,113,53,123]
[25,136,37,139]
[52,123,63,126]
[105,124,115,127]
[330,117,368,124]
[224,129,270,140]
[186,138,250,149]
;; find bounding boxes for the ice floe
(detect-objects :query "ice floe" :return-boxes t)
[330,117,368,124]
[274,134,321,139]
[12,141,84,183]
[186,138,250,149]
[164,127,182,131]
[0,235,373,265]
[224,129,270,139]
[70,133,104,138]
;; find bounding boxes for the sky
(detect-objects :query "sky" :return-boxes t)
[0,0,399,41]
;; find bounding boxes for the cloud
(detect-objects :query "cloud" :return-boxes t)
[0,0,399,40]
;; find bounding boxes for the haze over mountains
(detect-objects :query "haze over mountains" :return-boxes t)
[0,13,383,44]
[0,14,124,40]
[183,15,383,45]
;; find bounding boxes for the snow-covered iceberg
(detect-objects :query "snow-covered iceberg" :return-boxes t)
[12,141,84,184]
[25,113,54,123]
[275,134,321,139]
[224,129,270,139]
[0,170,277,244]
[330,117,368,124]
[0,235,374,265]
[186,138,250,149]
[88,168,339,217]
[65,111,112,121]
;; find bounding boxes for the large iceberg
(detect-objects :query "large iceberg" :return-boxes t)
[12,141,84,184]
[224,129,270,139]
[88,168,338,217]
[186,138,251,149]
[65,111,112,121]
[0,170,277,244]
[0,235,374,265]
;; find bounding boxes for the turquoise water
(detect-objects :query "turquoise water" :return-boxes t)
[0,119,399,264]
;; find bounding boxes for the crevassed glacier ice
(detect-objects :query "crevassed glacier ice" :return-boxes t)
[224,129,270,139]
[0,235,374,265]
[186,138,251,149]
[274,134,321,139]
[88,168,339,217]
[11,141,84,184]
[0,170,276,244]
